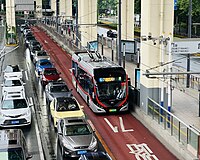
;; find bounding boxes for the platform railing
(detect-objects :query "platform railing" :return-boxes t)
[147,97,200,158]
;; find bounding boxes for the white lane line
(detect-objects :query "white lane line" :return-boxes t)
[31,97,45,160]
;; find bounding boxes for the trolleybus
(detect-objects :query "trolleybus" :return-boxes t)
[71,51,129,113]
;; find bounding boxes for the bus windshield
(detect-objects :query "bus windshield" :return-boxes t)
[97,82,126,100]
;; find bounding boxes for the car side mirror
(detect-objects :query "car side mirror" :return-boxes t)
[27,154,33,159]
[58,130,63,135]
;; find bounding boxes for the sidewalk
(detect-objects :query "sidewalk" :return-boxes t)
[39,23,200,159]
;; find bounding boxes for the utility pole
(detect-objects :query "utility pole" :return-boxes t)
[75,0,78,47]
[117,0,122,66]
[56,0,59,32]
[186,0,192,88]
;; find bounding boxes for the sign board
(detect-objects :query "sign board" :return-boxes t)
[174,0,178,10]
[121,40,136,54]
[171,40,200,54]
[88,41,98,51]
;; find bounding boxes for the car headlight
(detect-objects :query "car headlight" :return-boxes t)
[88,137,97,150]
[62,140,73,149]
[0,112,5,118]
[21,110,30,116]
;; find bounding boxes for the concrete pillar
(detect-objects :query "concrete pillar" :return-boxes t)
[51,0,56,17]
[121,0,134,40]
[6,0,16,44]
[140,0,174,111]
[66,0,72,20]
[78,0,97,47]
[36,0,42,19]
[60,0,66,17]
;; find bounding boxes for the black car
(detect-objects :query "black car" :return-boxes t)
[0,129,32,160]
[28,40,42,50]
[29,45,42,60]
[45,81,72,106]
[79,151,112,160]
[107,30,117,38]
[25,36,36,47]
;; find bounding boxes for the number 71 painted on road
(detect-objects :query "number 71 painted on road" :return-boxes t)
[104,117,134,133]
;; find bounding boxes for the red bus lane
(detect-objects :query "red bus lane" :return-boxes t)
[32,26,178,160]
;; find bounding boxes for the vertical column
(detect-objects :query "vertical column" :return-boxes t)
[121,0,134,40]
[6,0,16,45]
[36,0,42,19]
[78,0,97,47]
[51,0,56,17]
[60,0,66,17]
[66,0,72,19]
[140,0,174,111]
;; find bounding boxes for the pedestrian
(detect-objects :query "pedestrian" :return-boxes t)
[68,26,71,36]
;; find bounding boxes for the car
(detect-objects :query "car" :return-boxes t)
[35,59,53,76]
[40,67,60,86]
[33,50,49,65]
[20,24,28,33]
[3,64,23,79]
[0,90,32,127]
[28,39,41,49]
[24,35,36,47]
[79,151,112,160]
[1,77,25,94]
[50,97,85,127]
[0,129,32,160]
[57,117,97,158]
[107,30,117,38]
[45,81,72,106]
[29,45,42,60]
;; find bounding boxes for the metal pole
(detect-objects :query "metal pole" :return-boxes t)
[101,34,104,56]
[199,90,200,117]
[187,0,192,88]
[117,0,122,66]
[56,0,59,32]
[123,43,125,68]
[111,38,114,61]
[75,0,79,47]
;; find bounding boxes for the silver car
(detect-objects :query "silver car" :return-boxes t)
[57,117,98,158]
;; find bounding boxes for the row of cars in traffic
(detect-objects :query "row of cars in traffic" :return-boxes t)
[21,23,112,159]
[0,64,33,159]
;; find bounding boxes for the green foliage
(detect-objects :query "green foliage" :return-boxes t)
[177,0,200,23]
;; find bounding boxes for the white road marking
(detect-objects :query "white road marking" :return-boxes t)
[31,99,45,160]
[119,117,134,132]
[127,143,158,160]
[104,118,118,133]
[104,117,134,133]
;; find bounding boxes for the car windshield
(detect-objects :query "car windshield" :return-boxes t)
[37,51,47,56]
[1,99,28,109]
[65,124,92,136]
[44,69,58,75]
[4,80,22,87]
[56,99,79,112]
[5,66,20,72]
[40,61,51,66]
[0,148,24,160]
[50,85,69,92]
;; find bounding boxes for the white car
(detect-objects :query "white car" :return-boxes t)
[3,65,23,79]
[0,91,32,127]
[1,77,25,94]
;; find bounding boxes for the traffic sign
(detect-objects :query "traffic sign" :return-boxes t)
[171,40,200,54]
